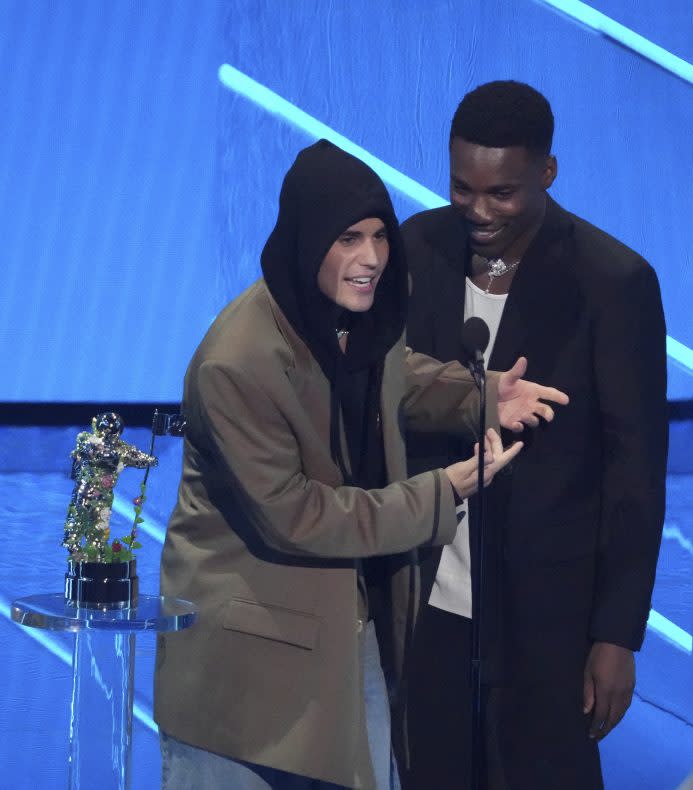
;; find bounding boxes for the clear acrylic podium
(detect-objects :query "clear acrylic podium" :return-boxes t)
[11,593,197,790]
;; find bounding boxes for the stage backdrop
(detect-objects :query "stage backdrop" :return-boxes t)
[0,2,692,789]
[0,0,691,402]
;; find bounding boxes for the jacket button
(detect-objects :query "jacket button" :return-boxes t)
[356,619,364,633]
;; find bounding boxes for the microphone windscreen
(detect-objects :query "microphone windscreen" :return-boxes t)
[460,317,490,361]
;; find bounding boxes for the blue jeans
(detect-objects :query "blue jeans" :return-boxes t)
[160,620,401,789]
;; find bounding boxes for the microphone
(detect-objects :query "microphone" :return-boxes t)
[460,316,490,368]
[460,316,491,790]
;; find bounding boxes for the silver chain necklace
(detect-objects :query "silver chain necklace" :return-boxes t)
[484,258,520,294]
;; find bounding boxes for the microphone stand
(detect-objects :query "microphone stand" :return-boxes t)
[468,349,486,790]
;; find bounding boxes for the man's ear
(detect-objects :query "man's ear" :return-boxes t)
[542,155,558,189]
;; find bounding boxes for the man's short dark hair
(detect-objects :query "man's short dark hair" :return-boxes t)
[450,80,554,156]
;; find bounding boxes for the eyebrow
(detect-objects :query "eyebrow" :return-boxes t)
[341,223,386,235]
[451,176,520,190]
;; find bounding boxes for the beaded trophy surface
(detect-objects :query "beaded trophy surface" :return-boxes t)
[63,412,158,564]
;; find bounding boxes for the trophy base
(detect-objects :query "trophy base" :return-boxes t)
[65,560,138,609]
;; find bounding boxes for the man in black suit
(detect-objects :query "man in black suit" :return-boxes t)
[401,81,668,789]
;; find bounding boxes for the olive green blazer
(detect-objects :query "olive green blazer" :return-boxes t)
[154,281,497,788]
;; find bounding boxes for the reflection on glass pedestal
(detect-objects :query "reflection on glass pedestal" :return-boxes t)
[69,630,135,788]
[12,593,197,790]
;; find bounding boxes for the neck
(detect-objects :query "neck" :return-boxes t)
[468,196,547,281]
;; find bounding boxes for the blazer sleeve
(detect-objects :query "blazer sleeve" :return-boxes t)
[402,347,501,437]
[589,261,668,650]
[193,359,458,560]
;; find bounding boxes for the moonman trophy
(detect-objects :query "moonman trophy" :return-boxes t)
[12,409,193,790]
[63,411,158,608]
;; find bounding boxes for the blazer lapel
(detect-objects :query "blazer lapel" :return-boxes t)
[380,344,406,482]
[489,198,574,372]
[426,207,470,363]
[268,291,337,464]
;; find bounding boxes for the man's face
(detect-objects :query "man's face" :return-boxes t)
[449,138,556,260]
[317,217,389,312]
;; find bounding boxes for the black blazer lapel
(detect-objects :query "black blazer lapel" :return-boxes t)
[489,198,575,373]
[427,208,469,363]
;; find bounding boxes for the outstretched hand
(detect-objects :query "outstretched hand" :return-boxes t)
[497,357,569,432]
[445,428,523,499]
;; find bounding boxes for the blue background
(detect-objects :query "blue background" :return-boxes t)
[1,1,691,788]
[0,0,691,401]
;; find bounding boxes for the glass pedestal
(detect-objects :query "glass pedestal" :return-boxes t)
[12,593,197,790]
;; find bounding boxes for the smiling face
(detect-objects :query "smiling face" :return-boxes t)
[450,138,557,261]
[317,217,389,312]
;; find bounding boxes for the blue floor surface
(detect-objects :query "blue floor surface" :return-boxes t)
[1,426,692,788]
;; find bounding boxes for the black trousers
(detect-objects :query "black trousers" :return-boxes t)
[401,604,603,790]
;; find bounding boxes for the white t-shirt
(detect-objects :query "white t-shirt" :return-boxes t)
[428,278,507,619]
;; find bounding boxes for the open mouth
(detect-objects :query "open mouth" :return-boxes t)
[345,276,376,290]
[469,226,503,243]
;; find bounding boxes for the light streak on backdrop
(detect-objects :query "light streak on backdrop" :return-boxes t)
[217,64,447,211]
[218,63,693,375]
[537,0,693,84]
[646,609,693,655]
[668,337,693,373]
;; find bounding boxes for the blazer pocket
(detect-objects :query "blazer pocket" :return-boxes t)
[222,598,320,650]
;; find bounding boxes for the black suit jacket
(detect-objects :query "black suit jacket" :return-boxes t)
[403,198,668,687]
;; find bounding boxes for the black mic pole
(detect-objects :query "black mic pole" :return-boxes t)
[469,351,486,790]
[460,316,490,790]
[470,348,486,790]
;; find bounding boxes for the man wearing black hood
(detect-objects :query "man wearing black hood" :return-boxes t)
[153,139,567,789]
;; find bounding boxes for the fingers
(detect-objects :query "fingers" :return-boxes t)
[445,450,482,498]
[582,643,635,741]
[483,443,495,466]
[482,440,523,485]
[502,440,523,463]
[507,401,557,430]
[589,692,610,740]
[602,692,631,737]
[540,385,570,406]
[593,682,633,740]
[486,427,501,445]
[518,401,559,427]
[449,434,524,494]
[485,428,502,461]
[534,402,555,422]
[587,685,633,741]
[583,673,595,716]
[480,436,493,466]
[521,413,540,428]
[482,430,505,466]
[508,356,528,381]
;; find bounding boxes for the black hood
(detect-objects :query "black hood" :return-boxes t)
[261,139,408,380]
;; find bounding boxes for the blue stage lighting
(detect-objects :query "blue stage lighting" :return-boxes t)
[538,0,693,84]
